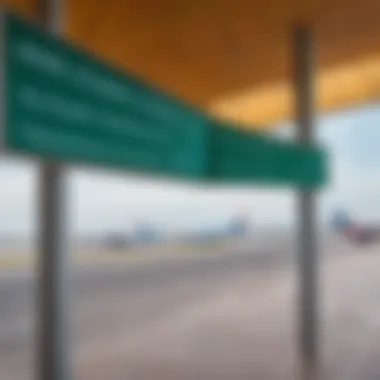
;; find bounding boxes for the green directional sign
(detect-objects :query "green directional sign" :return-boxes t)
[0,11,327,187]
[208,122,327,187]
[0,11,208,179]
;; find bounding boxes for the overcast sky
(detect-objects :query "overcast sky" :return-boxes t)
[1,102,380,235]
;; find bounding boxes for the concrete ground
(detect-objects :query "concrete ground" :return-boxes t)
[1,236,380,380]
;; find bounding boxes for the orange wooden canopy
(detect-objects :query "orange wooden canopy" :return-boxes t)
[3,0,380,127]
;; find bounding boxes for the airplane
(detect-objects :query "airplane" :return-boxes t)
[331,209,380,245]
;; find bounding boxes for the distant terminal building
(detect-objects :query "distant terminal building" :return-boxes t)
[102,221,164,251]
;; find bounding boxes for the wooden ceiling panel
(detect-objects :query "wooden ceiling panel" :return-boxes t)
[1,0,36,17]
[2,0,380,126]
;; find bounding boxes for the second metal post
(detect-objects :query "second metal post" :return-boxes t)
[292,26,319,380]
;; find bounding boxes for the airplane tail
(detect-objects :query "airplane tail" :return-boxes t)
[331,208,380,245]
[331,209,360,240]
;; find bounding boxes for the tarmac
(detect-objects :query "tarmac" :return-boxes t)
[1,236,380,380]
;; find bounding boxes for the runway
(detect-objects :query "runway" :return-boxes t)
[1,236,380,380]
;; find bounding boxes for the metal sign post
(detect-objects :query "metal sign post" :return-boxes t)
[292,26,319,380]
[36,1,72,380]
